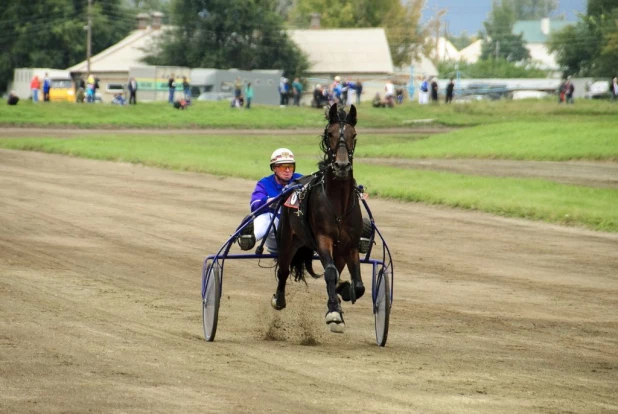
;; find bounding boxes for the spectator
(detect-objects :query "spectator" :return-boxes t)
[173,99,188,110]
[245,82,254,109]
[565,77,575,104]
[396,86,404,104]
[7,91,19,105]
[30,75,40,103]
[234,77,242,100]
[346,78,356,106]
[86,74,95,103]
[355,80,363,105]
[231,95,244,108]
[445,78,454,103]
[384,79,395,106]
[419,76,429,105]
[168,74,176,104]
[332,76,342,104]
[76,77,86,103]
[128,77,138,105]
[43,72,51,102]
[94,78,100,101]
[430,77,439,103]
[372,92,384,108]
[278,77,287,107]
[111,93,126,106]
[182,76,191,101]
[611,77,618,102]
[292,77,303,106]
[312,84,327,108]
[558,79,566,103]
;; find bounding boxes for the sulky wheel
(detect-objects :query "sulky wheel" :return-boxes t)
[374,267,391,347]
[202,263,222,342]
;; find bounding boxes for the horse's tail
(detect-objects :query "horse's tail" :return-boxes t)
[290,246,321,282]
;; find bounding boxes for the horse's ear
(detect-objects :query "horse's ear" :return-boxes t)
[328,103,339,123]
[346,104,357,127]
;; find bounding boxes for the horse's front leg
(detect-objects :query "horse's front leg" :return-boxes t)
[316,237,345,333]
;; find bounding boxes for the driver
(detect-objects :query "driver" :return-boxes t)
[238,148,302,251]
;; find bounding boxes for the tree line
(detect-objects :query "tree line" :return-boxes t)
[2,0,615,94]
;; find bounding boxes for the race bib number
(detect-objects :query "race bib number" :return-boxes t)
[284,191,300,209]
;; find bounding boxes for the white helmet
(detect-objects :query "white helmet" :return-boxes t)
[334,76,341,82]
[270,148,295,168]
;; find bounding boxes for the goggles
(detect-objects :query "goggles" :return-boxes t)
[275,163,295,170]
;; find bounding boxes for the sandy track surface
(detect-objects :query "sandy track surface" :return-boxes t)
[1,149,617,413]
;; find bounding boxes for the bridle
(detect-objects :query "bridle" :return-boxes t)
[323,115,357,168]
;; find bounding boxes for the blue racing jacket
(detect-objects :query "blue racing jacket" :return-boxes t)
[250,173,303,213]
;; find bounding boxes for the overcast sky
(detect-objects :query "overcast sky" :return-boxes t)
[420,0,587,35]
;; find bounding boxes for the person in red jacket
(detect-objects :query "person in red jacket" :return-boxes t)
[30,76,41,103]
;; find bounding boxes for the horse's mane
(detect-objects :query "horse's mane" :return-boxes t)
[318,105,348,170]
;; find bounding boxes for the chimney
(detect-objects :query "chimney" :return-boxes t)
[541,17,550,36]
[136,13,149,30]
[151,11,164,30]
[310,13,321,29]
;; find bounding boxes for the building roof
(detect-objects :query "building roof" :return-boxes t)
[67,26,167,73]
[458,39,482,64]
[287,28,393,74]
[513,19,573,44]
[434,37,460,61]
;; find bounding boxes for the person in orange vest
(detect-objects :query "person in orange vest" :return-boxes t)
[30,75,41,102]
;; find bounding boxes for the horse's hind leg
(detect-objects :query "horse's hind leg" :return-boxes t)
[346,250,365,303]
[335,251,365,303]
[272,264,289,310]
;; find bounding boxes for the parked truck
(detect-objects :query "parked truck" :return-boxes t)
[12,68,75,102]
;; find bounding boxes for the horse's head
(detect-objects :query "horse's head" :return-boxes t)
[321,103,357,179]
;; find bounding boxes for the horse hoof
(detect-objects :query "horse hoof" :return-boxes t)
[329,322,345,334]
[326,311,345,333]
[271,294,286,310]
[355,284,365,300]
[325,311,342,324]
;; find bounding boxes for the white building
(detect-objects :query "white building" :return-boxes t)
[512,18,573,70]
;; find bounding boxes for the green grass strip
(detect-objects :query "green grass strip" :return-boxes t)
[1,99,617,128]
[355,165,617,232]
[1,134,616,232]
[358,122,618,161]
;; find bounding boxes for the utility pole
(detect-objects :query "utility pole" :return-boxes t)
[495,40,500,59]
[87,0,92,77]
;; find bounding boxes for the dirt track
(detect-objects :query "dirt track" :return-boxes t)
[1,149,617,413]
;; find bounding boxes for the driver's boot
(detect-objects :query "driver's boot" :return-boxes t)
[237,216,256,251]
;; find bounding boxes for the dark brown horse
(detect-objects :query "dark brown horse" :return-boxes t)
[272,103,365,333]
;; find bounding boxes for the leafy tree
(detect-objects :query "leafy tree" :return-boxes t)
[288,0,427,67]
[0,0,135,93]
[144,0,308,78]
[512,0,558,20]
[480,0,530,62]
[587,0,618,18]
[548,1,618,77]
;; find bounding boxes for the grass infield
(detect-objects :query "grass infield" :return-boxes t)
[1,98,617,128]
[1,129,616,232]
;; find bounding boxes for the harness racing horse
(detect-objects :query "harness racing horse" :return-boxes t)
[272,103,365,333]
